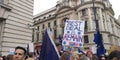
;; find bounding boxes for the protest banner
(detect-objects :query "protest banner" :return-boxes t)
[62,20,85,47]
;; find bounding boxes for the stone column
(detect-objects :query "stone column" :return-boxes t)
[88,8,93,31]
[110,17,117,35]
[104,13,108,31]
[57,19,63,35]
[99,8,104,31]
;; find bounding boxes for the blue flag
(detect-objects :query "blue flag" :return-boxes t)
[78,47,84,54]
[94,30,106,57]
[39,29,60,60]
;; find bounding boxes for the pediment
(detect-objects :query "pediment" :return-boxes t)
[56,6,72,14]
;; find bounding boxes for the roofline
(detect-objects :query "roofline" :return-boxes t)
[33,6,56,19]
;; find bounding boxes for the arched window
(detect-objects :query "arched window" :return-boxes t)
[84,35,89,43]
[54,20,56,26]
[61,18,69,35]
[42,24,44,29]
[48,22,50,28]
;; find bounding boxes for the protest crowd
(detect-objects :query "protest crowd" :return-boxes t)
[0,44,120,60]
[0,29,120,60]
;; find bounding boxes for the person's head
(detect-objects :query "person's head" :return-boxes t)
[28,52,34,58]
[56,43,62,52]
[108,50,120,60]
[7,54,13,60]
[60,52,70,60]
[13,46,26,60]
[101,56,106,60]
[86,51,93,58]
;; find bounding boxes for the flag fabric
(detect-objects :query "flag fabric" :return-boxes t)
[94,30,106,57]
[39,29,60,60]
[78,47,84,54]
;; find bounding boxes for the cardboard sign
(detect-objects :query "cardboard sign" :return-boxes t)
[62,20,85,47]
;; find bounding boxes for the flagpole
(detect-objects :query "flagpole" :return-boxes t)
[92,0,106,57]
[92,0,99,31]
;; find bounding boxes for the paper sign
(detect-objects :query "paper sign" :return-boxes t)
[62,20,85,47]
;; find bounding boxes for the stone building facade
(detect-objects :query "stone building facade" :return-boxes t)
[33,0,120,52]
[0,0,33,55]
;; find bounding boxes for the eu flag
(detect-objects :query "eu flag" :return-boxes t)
[39,29,60,60]
[94,30,106,57]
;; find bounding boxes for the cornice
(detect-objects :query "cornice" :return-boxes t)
[0,3,12,11]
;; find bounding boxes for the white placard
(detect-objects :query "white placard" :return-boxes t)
[29,42,34,52]
[62,20,85,47]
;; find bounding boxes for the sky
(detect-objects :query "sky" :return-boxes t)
[34,0,120,18]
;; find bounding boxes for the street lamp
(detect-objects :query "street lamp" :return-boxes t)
[92,0,99,31]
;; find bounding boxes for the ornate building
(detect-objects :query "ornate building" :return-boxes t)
[33,0,120,52]
[0,0,33,55]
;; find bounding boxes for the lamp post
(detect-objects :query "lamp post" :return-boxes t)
[92,0,99,31]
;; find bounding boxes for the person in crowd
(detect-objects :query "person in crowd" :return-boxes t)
[108,50,120,60]
[0,57,3,60]
[26,52,34,60]
[0,54,3,60]
[34,48,40,60]
[72,51,82,60]
[99,55,107,60]
[6,54,13,60]
[56,43,63,56]
[60,51,71,60]
[2,56,7,60]
[86,51,98,60]
[60,46,73,60]
[13,46,27,60]
[80,53,89,60]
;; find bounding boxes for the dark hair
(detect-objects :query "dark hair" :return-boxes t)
[15,46,26,55]
[55,43,61,46]
[28,52,34,57]
[108,50,120,60]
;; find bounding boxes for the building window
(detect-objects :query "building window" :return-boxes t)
[54,20,56,26]
[85,21,88,32]
[84,35,89,43]
[54,30,57,39]
[32,29,34,42]
[91,7,97,14]
[82,9,86,16]
[48,22,50,28]
[61,18,69,34]
[42,24,44,29]
[81,0,84,4]
[37,26,39,31]
[37,26,40,42]
[36,32,39,42]
[0,0,4,3]
[42,32,44,41]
